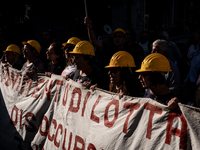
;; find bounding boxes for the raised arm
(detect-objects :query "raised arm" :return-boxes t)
[84,17,103,51]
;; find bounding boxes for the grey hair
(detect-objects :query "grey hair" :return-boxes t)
[153,39,170,54]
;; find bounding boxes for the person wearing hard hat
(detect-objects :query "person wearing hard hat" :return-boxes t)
[21,40,46,75]
[2,44,22,70]
[136,53,179,109]
[61,37,81,79]
[69,40,105,89]
[105,51,140,98]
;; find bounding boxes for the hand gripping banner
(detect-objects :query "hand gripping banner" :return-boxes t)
[0,62,200,150]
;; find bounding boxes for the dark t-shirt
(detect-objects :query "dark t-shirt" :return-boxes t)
[47,62,64,75]
[21,59,46,73]
[73,68,104,88]
[144,89,176,105]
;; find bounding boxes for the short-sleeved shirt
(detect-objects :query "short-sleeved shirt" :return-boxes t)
[21,59,46,73]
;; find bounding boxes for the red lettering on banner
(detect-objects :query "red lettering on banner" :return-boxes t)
[11,71,19,89]
[144,103,162,139]
[165,112,187,149]
[104,99,119,128]
[63,83,69,106]
[20,109,23,129]
[62,128,67,150]
[74,135,85,150]
[90,95,102,123]
[16,74,22,91]
[123,102,140,134]
[26,79,33,96]
[54,124,63,148]
[68,132,73,150]
[31,79,45,98]
[5,69,10,86]
[54,80,63,102]
[81,91,91,117]
[41,80,53,101]
[19,76,31,95]
[87,143,97,150]
[40,115,49,136]
[69,87,82,113]
[48,119,57,141]
[11,106,19,126]
[25,112,36,132]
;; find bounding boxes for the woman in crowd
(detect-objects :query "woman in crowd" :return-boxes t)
[21,40,46,75]
[69,40,105,89]
[105,51,139,98]
[136,53,179,109]
[61,37,81,79]
[45,42,65,77]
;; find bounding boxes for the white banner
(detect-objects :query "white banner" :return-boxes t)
[0,62,200,150]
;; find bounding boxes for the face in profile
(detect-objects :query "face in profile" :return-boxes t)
[108,68,121,86]
[138,72,151,88]
[46,45,59,61]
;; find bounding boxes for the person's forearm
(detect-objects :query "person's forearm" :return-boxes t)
[87,27,103,50]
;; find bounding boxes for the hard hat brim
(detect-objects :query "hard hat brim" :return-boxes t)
[69,51,95,56]
[105,65,120,68]
[62,43,74,47]
[135,69,172,72]
[22,41,28,45]
[3,49,21,55]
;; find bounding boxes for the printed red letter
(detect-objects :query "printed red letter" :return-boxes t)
[144,103,162,139]
[69,87,82,113]
[90,95,101,123]
[104,99,119,128]
[165,112,187,149]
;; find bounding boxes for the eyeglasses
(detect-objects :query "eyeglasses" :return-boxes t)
[113,35,124,39]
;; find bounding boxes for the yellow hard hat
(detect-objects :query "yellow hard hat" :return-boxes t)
[22,40,41,54]
[105,51,136,68]
[69,41,95,56]
[3,44,21,55]
[62,37,81,47]
[112,28,126,36]
[135,53,172,72]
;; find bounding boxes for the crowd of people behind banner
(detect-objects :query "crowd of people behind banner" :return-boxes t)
[1,16,200,109]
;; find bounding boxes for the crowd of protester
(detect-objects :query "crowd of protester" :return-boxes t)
[1,16,200,109]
